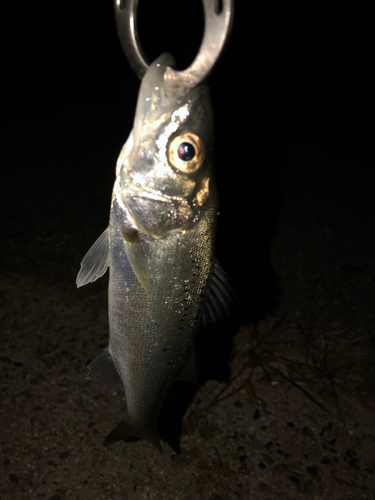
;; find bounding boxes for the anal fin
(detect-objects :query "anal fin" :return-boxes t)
[86,347,121,391]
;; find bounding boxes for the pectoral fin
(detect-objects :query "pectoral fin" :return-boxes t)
[76,228,109,288]
[121,227,151,294]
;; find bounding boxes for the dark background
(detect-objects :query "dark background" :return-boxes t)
[3,0,372,312]
[2,0,372,336]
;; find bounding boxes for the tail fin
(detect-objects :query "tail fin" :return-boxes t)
[103,418,162,452]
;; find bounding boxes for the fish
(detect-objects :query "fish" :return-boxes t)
[76,52,233,451]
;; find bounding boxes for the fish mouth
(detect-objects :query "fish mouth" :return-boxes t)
[125,189,178,203]
[118,180,186,205]
[115,182,194,237]
[115,182,171,219]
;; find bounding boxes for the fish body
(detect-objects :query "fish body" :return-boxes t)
[77,54,232,450]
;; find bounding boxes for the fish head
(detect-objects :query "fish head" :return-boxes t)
[116,53,216,237]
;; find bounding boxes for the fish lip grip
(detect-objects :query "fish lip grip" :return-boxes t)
[114,0,234,95]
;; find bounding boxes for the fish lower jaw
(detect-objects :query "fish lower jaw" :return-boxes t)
[121,187,183,204]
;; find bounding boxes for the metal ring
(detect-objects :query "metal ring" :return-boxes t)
[114,0,234,95]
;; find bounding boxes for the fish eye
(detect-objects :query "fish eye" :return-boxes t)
[167,132,206,173]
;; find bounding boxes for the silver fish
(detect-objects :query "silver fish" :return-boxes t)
[76,0,234,451]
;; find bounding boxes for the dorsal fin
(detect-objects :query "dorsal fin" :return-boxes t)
[76,228,109,288]
[201,259,234,325]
